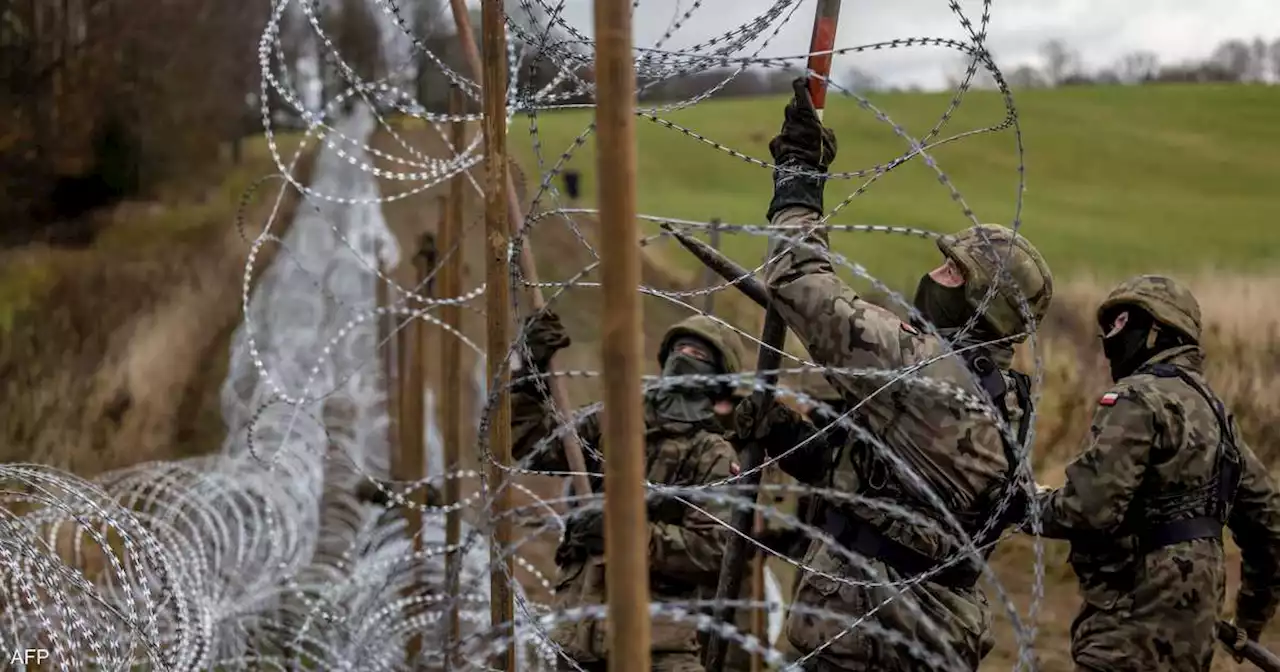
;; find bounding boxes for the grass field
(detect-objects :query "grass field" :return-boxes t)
[510,84,1280,291]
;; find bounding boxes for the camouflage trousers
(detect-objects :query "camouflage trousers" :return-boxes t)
[783,544,993,671]
[555,652,703,671]
[1069,540,1225,672]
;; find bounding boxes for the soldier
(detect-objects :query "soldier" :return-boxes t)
[1031,274,1280,672]
[512,310,747,671]
[732,77,1053,670]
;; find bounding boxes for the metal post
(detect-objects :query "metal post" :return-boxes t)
[593,0,650,670]
[480,0,515,670]
[441,85,466,672]
[447,0,594,503]
[701,217,722,313]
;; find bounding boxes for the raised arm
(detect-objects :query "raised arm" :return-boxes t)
[1227,433,1280,642]
[761,79,914,375]
[509,311,602,473]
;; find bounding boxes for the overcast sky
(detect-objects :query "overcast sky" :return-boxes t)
[519,0,1279,90]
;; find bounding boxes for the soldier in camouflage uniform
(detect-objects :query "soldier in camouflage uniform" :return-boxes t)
[511,310,747,671]
[1032,274,1280,672]
[731,77,1053,670]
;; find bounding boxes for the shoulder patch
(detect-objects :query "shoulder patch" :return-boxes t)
[900,321,919,336]
[729,461,741,476]
[1098,391,1120,406]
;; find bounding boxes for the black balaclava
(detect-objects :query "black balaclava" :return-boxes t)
[913,273,973,331]
[653,336,722,424]
[1099,306,1187,382]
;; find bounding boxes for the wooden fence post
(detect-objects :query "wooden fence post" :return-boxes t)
[594,0,651,669]
[446,0,593,503]
[441,84,466,672]
[480,0,515,669]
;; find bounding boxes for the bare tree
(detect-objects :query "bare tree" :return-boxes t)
[1270,38,1280,83]
[1210,38,1250,82]
[1006,64,1046,89]
[1249,37,1270,82]
[1116,50,1159,84]
[842,66,881,93]
[1038,39,1081,86]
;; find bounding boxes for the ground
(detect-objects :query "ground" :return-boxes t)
[6,84,1280,670]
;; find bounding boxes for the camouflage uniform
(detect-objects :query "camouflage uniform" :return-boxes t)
[1035,275,1280,672]
[751,79,1053,671]
[511,313,746,671]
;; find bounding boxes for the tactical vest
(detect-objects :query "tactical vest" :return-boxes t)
[820,347,1033,589]
[1127,363,1242,552]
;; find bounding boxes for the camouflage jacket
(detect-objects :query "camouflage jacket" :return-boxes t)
[763,205,1025,669]
[764,205,1023,563]
[1037,346,1280,671]
[510,380,739,657]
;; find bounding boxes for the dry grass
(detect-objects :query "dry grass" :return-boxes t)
[0,135,315,477]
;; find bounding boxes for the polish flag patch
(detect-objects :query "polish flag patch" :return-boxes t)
[900,322,919,335]
[1098,391,1120,406]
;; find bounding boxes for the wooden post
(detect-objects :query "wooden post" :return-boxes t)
[397,237,433,665]
[701,217,722,313]
[446,0,594,503]
[441,85,466,672]
[594,0,650,670]
[480,1,515,670]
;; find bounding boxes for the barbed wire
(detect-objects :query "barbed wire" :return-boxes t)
[0,0,1057,669]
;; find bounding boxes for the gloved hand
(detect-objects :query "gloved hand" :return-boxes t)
[1226,620,1256,663]
[734,396,811,453]
[519,310,571,373]
[769,78,838,172]
[647,492,686,525]
[564,507,606,554]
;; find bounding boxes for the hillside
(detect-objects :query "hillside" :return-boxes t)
[509,84,1280,291]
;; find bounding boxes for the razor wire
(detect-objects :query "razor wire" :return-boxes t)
[0,0,1056,669]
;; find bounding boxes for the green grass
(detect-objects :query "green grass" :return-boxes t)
[511,84,1280,292]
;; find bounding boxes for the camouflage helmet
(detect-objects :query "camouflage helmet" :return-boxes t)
[936,224,1053,342]
[658,315,747,375]
[1096,274,1201,344]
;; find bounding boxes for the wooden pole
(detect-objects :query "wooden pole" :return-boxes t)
[705,6,842,670]
[441,85,466,672]
[397,237,433,665]
[701,217,721,313]
[446,0,594,503]
[480,1,515,670]
[593,0,650,670]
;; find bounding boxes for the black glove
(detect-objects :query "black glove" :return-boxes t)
[562,507,606,557]
[1225,620,1255,664]
[647,492,686,525]
[766,78,838,222]
[519,310,570,373]
[734,397,811,454]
